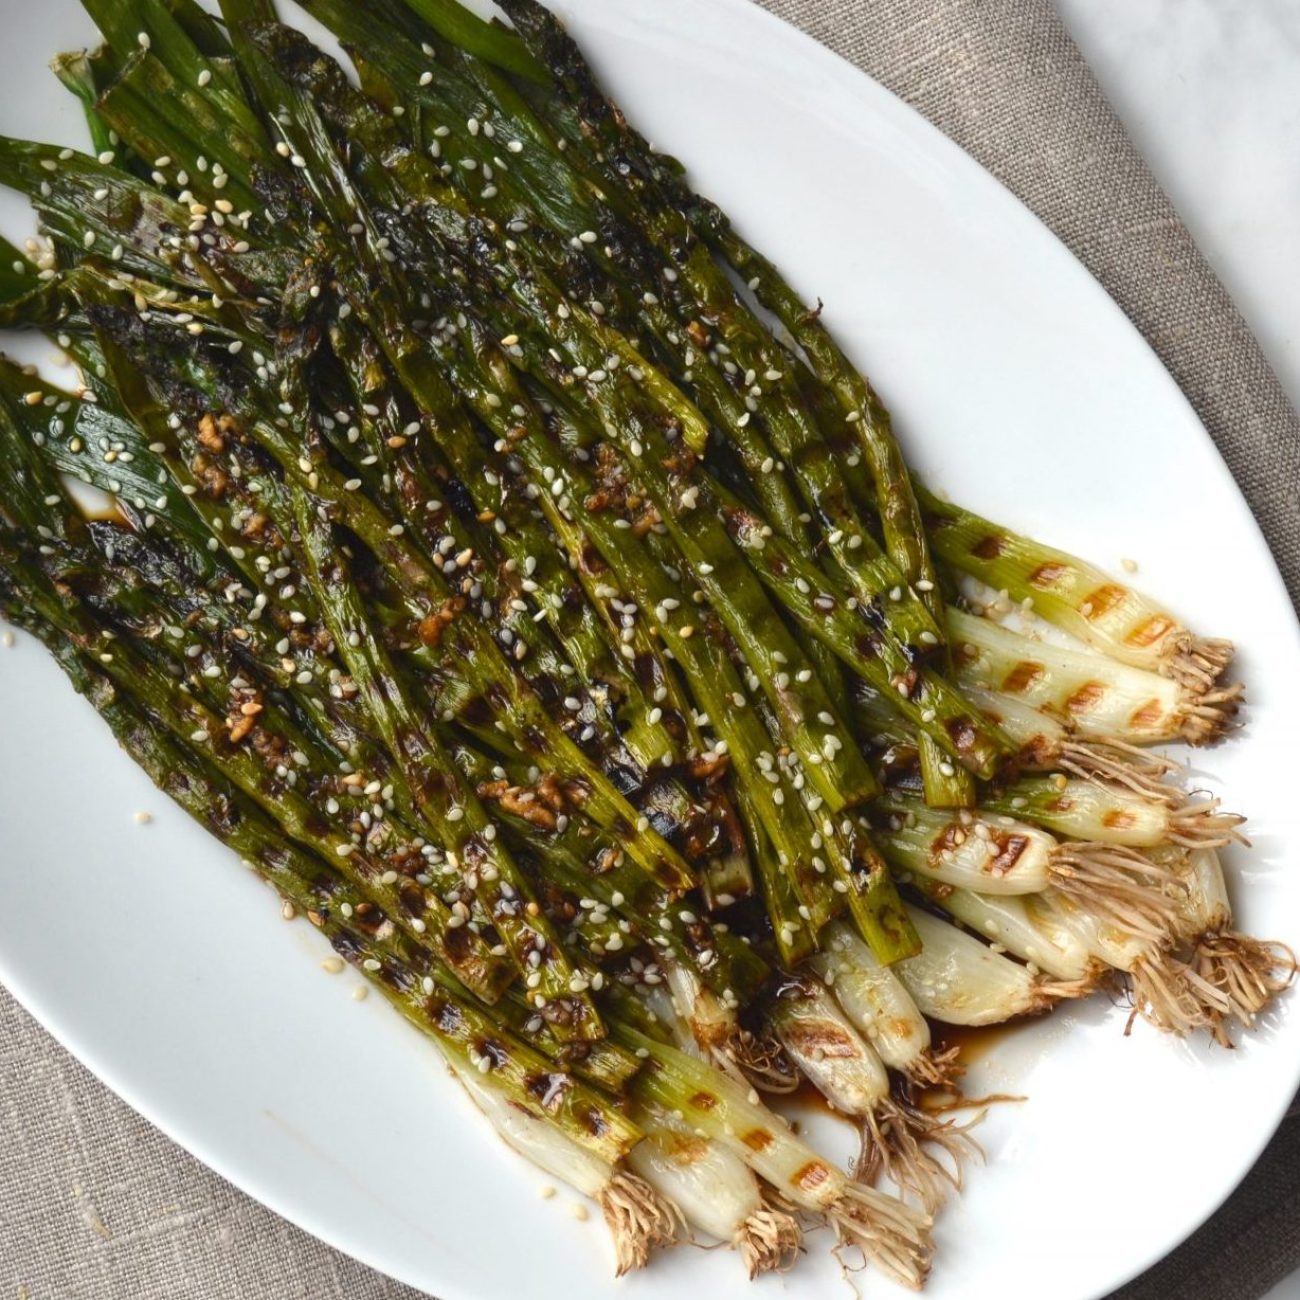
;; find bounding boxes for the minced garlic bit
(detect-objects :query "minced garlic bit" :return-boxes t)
[133,810,153,825]
[320,957,345,974]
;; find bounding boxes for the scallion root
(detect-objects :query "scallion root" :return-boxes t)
[1167,799,1248,849]
[1179,681,1244,746]
[1036,974,1102,1002]
[597,1170,682,1276]
[1193,931,1298,1031]
[734,1205,802,1277]
[731,1029,800,1094]
[856,1097,982,1214]
[905,1045,965,1091]
[1170,636,1236,694]
[828,1182,933,1291]
[1057,738,1180,805]
[1124,949,1232,1039]
[1050,842,1184,942]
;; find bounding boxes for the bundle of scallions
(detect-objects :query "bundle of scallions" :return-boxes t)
[0,0,1293,1285]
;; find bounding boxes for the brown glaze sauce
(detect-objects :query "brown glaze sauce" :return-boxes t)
[928,1018,1028,1068]
[784,1076,841,1122]
[915,1019,1034,1113]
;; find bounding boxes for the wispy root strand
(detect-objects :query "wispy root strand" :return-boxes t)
[598,1171,682,1276]
[1058,738,1180,804]
[1179,682,1244,746]
[1170,636,1235,693]
[829,1182,933,1291]
[1037,974,1102,1003]
[1050,842,1184,942]
[1193,931,1298,1040]
[734,1205,802,1278]
[1123,949,1232,1039]
[855,1097,983,1215]
[1168,799,1249,849]
[729,1029,800,1094]
[905,1045,965,1091]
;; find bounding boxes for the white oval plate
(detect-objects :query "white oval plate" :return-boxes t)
[1,2,1297,1299]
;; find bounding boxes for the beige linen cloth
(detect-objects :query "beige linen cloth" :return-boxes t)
[3,0,1299,1297]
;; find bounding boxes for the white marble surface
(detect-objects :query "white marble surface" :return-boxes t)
[1051,7,1300,1292]
[1057,0,1300,419]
